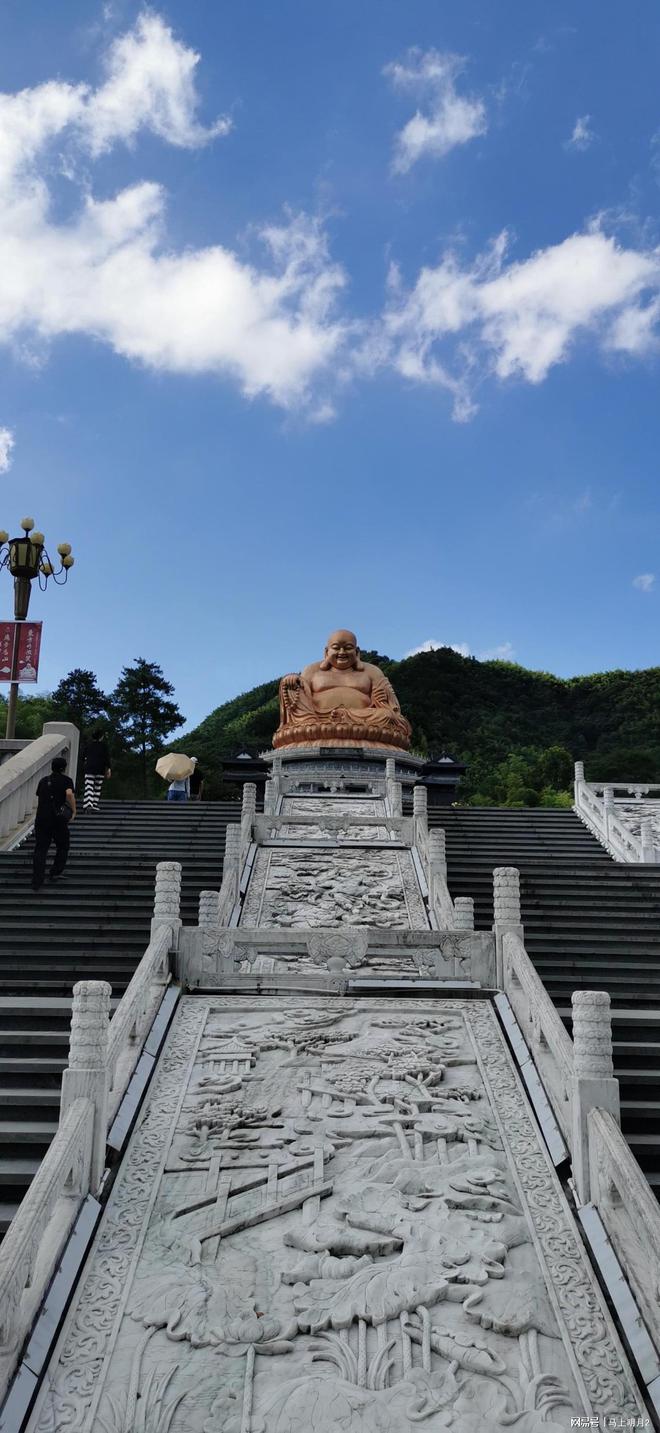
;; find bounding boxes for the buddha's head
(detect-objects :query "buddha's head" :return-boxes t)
[320,629,365,672]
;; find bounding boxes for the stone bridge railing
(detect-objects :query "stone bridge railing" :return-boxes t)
[0,862,180,1403]
[574,761,660,863]
[497,869,660,1370]
[0,721,80,849]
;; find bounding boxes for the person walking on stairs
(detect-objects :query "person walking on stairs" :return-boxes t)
[32,756,76,891]
[189,757,204,801]
[83,728,111,811]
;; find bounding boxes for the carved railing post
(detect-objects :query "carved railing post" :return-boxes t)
[265,756,282,815]
[198,889,219,928]
[571,990,620,1205]
[412,784,428,849]
[573,760,585,811]
[240,781,257,858]
[385,757,402,817]
[426,828,454,926]
[217,822,241,924]
[602,785,614,843]
[641,818,656,863]
[151,860,182,948]
[493,867,523,987]
[60,980,111,1191]
[453,896,474,931]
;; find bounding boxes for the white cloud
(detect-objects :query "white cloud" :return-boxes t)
[633,573,655,592]
[566,115,596,152]
[0,427,15,473]
[377,225,660,418]
[405,640,471,658]
[404,638,515,661]
[385,49,487,174]
[479,641,515,661]
[0,14,347,412]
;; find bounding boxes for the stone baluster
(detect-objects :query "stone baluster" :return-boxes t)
[60,980,111,1191]
[151,860,182,947]
[453,896,474,931]
[574,760,584,808]
[412,784,428,849]
[641,818,656,863]
[571,990,620,1205]
[217,822,241,923]
[427,828,447,920]
[198,890,219,928]
[240,781,257,857]
[265,756,282,814]
[386,757,402,817]
[492,867,524,986]
[602,785,614,841]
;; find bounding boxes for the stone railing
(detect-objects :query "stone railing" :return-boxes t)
[106,923,172,1121]
[574,762,660,863]
[0,721,79,849]
[254,812,413,842]
[501,927,574,1143]
[411,785,456,929]
[499,896,660,1372]
[0,1095,93,1399]
[0,861,180,1401]
[264,759,389,811]
[588,1107,660,1355]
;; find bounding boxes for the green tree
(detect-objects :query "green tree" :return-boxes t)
[111,658,183,797]
[51,668,108,736]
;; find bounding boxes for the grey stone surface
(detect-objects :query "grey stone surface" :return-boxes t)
[28,995,646,1432]
[241,847,429,930]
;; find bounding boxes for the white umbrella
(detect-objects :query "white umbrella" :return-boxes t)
[155,753,195,783]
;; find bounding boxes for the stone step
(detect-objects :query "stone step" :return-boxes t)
[0,1088,61,1111]
[0,1157,42,1185]
[0,1056,67,1075]
[0,1121,58,1143]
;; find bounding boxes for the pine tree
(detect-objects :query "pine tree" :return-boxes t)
[51,668,108,735]
[111,658,183,796]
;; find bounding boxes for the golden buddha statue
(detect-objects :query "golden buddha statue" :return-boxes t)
[274,629,412,751]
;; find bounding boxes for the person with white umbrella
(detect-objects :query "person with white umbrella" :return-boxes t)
[155,753,195,803]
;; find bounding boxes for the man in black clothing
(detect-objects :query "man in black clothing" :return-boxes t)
[32,756,76,891]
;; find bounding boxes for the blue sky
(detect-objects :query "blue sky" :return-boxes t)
[1,0,659,730]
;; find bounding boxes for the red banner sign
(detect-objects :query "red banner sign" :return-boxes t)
[0,621,43,683]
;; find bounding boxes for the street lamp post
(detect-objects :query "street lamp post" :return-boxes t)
[0,517,75,739]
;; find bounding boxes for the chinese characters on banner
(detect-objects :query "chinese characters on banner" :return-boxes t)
[0,622,43,683]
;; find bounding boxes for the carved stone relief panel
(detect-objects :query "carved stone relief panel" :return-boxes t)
[28,996,645,1433]
[241,848,429,929]
[279,797,391,842]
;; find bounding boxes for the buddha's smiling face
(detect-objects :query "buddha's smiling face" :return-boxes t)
[325,630,359,670]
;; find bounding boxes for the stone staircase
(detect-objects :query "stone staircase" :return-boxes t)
[3,798,660,1234]
[426,805,660,1191]
[0,800,240,1235]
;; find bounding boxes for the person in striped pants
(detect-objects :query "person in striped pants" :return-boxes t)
[83,729,111,811]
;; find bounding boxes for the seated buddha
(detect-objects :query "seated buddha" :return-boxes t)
[274,629,412,751]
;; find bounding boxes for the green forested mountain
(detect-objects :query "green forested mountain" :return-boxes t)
[183,648,660,806]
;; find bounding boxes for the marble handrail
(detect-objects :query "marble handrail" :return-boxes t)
[502,929,574,1140]
[107,924,172,1120]
[574,764,660,863]
[0,722,79,848]
[588,1107,660,1355]
[0,1097,93,1399]
[0,863,180,1398]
